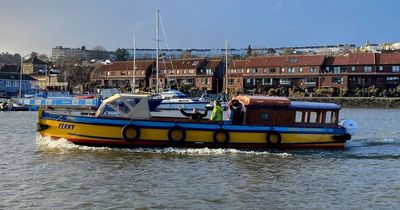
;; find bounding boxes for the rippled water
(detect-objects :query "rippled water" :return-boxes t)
[1,109,400,209]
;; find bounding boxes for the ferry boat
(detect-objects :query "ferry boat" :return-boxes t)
[36,94,357,149]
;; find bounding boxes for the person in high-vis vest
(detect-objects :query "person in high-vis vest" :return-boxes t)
[210,101,223,121]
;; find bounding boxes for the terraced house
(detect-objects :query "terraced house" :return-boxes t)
[91,60,154,90]
[149,58,223,93]
[227,55,324,93]
[90,53,400,95]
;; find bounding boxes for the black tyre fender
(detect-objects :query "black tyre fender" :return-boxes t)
[167,126,186,144]
[213,129,230,146]
[121,125,140,142]
[266,130,282,146]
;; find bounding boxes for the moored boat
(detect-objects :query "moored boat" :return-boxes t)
[37,94,357,149]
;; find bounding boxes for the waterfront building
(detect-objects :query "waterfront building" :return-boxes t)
[227,55,324,94]
[51,46,114,64]
[0,72,36,96]
[22,57,47,74]
[89,52,400,96]
[91,60,154,90]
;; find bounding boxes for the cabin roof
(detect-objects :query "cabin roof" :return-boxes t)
[234,95,291,106]
[289,101,341,110]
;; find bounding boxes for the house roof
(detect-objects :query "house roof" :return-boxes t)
[326,53,375,66]
[229,55,325,69]
[202,60,222,69]
[94,60,154,72]
[0,72,36,80]
[23,57,47,65]
[376,53,400,65]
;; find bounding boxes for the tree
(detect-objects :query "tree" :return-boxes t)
[91,46,109,60]
[247,44,252,57]
[92,46,107,51]
[30,51,39,58]
[38,54,49,62]
[282,48,295,55]
[114,48,130,61]
[267,48,276,55]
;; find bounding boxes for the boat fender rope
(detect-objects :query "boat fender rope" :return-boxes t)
[167,126,186,144]
[266,130,282,147]
[121,124,140,142]
[213,129,230,146]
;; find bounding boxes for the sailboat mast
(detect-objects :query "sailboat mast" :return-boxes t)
[156,9,160,94]
[132,35,136,93]
[225,37,228,94]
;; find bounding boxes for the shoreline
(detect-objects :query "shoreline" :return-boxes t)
[290,97,400,108]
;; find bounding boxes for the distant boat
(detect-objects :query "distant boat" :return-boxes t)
[156,90,209,110]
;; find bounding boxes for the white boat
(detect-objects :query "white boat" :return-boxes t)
[156,90,209,110]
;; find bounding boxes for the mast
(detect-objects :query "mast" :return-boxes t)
[156,9,160,93]
[132,35,136,93]
[225,37,228,94]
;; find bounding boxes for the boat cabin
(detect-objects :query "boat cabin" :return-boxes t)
[94,94,341,128]
[233,95,341,127]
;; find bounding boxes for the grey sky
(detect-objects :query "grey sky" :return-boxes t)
[1,0,400,55]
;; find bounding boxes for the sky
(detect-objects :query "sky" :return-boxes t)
[1,0,400,55]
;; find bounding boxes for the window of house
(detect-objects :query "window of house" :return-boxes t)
[183,70,187,74]
[107,71,111,76]
[332,77,343,84]
[270,68,276,73]
[188,69,193,74]
[334,67,341,73]
[246,69,250,73]
[252,68,258,74]
[392,66,400,72]
[351,66,356,72]
[228,79,234,85]
[299,67,303,72]
[177,70,180,74]
[262,78,271,85]
[288,67,295,74]
[121,71,126,76]
[310,67,317,73]
[379,66,384,71]
[364,66,372,73]
[281,68,285,73]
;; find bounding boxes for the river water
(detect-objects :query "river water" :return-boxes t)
[0,109,399,209]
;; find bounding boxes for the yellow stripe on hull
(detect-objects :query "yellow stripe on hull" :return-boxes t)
[38,118,344,148]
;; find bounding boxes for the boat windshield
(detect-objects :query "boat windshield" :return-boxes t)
[95,94,151,119]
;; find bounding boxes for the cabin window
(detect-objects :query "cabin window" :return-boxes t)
[260,112,270,121]
[295,111,302,123]
[331,111,338,124]
[309,112,317,123]
[110,100,131,114]
[100,105,119,116]
[126,98,140,107]
[325,111,332,123]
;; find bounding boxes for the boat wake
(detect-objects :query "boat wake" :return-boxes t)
[36,135,291,156]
